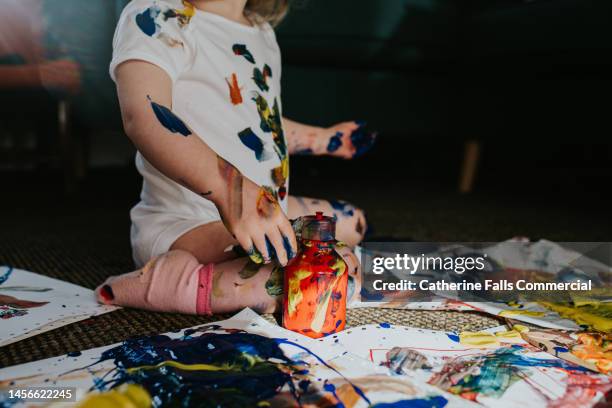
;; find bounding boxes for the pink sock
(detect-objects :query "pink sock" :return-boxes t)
[95,250,213,315]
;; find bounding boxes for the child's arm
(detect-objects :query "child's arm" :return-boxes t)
[116,60,296,266]
[284,117,376,159]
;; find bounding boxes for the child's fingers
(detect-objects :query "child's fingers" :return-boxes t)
[237,235,263,264]
[252,233,271,264]
[278,217,297,258]
[267,228,288,266]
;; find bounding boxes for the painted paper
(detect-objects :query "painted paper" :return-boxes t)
[0,266,117,347]
[320,323,612,408]
[0,309,476,407]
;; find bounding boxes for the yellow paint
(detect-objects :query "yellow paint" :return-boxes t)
[458,328,525,348]
[78,384,151,408]
[572,332,612,374]
[211,268,225,297]
[126,355,263,374]
[540,302,612,332]
[512,324,529,333]
[287,269,312,316]
[499,310,545,317]
[310,259,346,333]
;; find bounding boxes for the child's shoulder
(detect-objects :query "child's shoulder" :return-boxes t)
[120,0,192,18]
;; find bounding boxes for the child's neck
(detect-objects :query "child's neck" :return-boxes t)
[190,0,252,27]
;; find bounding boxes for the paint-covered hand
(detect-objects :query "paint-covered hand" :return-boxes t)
[216,161,297,266]
[313,121,377,159]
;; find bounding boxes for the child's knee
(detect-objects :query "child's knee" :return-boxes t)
[154,249,201,274]
[333,202,367,246]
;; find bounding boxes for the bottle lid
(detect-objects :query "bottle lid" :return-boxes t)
[299,212,336,241]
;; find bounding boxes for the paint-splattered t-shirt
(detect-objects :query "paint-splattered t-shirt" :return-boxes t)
[110,0,289,263]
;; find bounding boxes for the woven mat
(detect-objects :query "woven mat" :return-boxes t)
[0,233,501,368]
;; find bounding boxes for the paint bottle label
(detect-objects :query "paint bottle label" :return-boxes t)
[283,212,348,338]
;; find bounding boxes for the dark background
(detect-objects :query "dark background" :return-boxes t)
[1,0,612,264]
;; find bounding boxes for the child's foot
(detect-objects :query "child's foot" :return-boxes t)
[96,250,213,315]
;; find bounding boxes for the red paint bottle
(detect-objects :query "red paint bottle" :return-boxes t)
[283,212,348,338]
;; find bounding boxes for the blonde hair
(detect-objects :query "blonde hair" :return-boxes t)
[245,0,289,26]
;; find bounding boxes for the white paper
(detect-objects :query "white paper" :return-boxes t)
[320,323,612,408]
[0,266,118,347]
[0,308,477,407]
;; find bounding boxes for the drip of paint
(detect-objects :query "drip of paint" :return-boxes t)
[148,95,191,136]
[371,396,448,408]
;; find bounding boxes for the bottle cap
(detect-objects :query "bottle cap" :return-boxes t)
[299,212,336,241]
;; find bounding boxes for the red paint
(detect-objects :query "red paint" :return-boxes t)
[100,285,114,302]
[226,73,243,105]
[282,238,348,339]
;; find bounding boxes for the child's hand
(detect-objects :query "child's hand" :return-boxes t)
[216,160,297,266]
[312,121,377,159]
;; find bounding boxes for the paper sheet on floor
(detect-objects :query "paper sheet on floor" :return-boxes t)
[0,308,478,407]
[319,322,612,408]
[0,266,118,347]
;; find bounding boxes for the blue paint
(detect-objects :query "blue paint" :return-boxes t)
[0,266,13,285]
[350,124,377,158]
[327,132,343,152]
[323,381,346,408]
[335,319,342,328]
[238,128,270,162]
[265,235,295,261]
[380,322,391,329]
[135,6,160,37]
[283,235,295,259]
[80,330,321,406]
[553,346,569,355]
[446,333,460,343]
[232,44,255,64]
[372,396,448,408]
[275,338,371,405]
[148,95,191,136]
[329,200,354,217]
[67,351,82,357]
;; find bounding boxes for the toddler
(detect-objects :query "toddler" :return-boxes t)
[96,0,375,314]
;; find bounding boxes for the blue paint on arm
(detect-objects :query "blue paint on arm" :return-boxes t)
[327,132,343,153]
[148,95,191,136]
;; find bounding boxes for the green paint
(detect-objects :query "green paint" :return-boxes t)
[265,266,284,297]
[238,261,263,280]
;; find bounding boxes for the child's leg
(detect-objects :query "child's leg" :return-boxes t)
[96,249,281,314]
[288,196,367,247]
[170,221,237,264]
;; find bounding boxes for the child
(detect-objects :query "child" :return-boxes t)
[96,0,375,314]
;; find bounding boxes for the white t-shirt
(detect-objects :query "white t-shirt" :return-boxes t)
[110,0,289,264]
